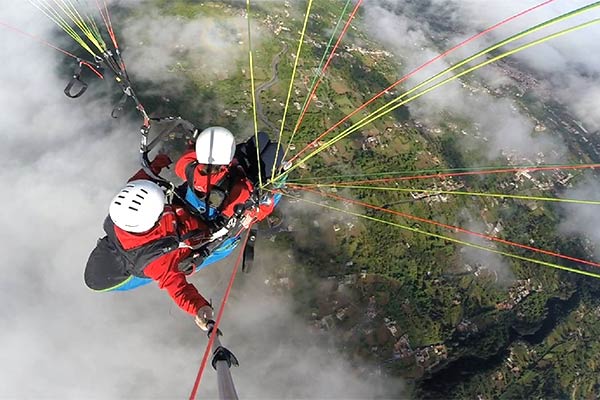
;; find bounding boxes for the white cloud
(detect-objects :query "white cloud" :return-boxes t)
[121,11,251,89]
[0,2,404,398]
[559,176,600,259]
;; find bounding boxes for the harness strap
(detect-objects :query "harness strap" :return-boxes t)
[184,161,247,213]
[180,228,209,242]
[185,161,201,196]
[64,61,89,98]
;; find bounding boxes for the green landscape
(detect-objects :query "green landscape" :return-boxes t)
[124,1,600,397]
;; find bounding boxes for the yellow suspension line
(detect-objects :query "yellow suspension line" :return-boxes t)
[79,5,107,51]
[32,0,86,45]
[290,183,600,206]
[246,0,262,188]
[48,0,92,42]
[53,0,106,53]
[283,0,354,162]
[276,5,600,181]
[274,190,600,280]
[269,0,314,185]
[279,17,600,180]
[87,14,105,48]
[286,162,598,184]
[49,0,104,53]
[30,0,98,57]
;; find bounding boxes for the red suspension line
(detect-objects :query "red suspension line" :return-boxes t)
[290,184,600,269]
[329,164,600,187]
[102,0,118,49]
[0,19,104,79]
[293,0,364,134]
[188,227,253,400]
[287,0,557,164]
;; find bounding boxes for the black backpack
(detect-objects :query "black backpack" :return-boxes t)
[84,217,180,291]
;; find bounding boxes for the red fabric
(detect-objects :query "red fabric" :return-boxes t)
[175,150,255,218]
[120,155,209,317]
[175,150,276,221]
[114,205,211,316]
[249,197,275,222]
[129,154,171,182]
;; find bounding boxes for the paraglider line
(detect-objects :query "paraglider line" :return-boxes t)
[275,189,600,279]
[247,0,263,188]
[49,0,106,53]
[287,0,364,160]
[286,0,558,166]
[188,227,254,400]
[292,184,600,205]
[327,164,600,186]
[271,0,314,184]
[27,0,99,57]
[287,163,589,183]
[281,14,600,179]
[289,184,600,269]
[61,0,105,51]
[284,0,354,160]
[102,0,119,49]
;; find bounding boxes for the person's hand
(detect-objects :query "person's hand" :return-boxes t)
[194,305,214,331]
[260,194,273,206]
[151,153,172,172]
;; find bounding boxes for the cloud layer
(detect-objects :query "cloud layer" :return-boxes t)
[0,2,403,398]
[362,0,600,161]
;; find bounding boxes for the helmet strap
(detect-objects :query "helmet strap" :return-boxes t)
[204,165,212,220]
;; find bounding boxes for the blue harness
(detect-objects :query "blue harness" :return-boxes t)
[185,187,219,220]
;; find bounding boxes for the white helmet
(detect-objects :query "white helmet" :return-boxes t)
[109,180,165,233]
[195,126,236,165]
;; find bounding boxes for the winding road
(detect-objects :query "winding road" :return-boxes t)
[254,42,288,132]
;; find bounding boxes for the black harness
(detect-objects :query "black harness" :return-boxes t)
[101,217,180,278]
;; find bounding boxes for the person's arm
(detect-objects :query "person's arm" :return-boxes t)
[144,252,210,316]
[174,150,198,182]
[128,154,172,182]
[223,179,275,222]
[220,179,252,218]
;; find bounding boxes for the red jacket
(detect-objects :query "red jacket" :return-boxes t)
[117,163,211,316]
[175,150,274,220]
[113,204,210,316]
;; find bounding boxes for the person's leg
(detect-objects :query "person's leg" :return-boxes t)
[84,238,133,292]
[260,142,285,180]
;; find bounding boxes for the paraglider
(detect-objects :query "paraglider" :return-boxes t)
[5,1,600,399]
[85,125,285,296]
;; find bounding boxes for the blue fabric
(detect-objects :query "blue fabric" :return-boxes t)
[112,185,284,293]
[113,275,149,291]
[272,192,282,206]
[113,235,242,292]
[185,187,219,220]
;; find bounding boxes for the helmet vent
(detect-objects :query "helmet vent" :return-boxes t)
[109,180,165,233]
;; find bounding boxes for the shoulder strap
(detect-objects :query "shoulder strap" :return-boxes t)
[185,161,200,194]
